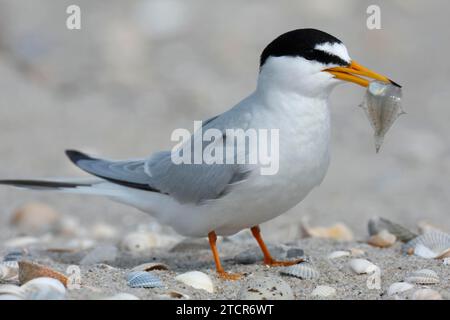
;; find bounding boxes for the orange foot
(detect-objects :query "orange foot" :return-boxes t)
[264,258,304,267]
[217,271,243,281]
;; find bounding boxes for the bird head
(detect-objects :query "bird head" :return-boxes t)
[258,29,400,98]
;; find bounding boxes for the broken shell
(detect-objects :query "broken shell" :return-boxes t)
[387,282,414,296]
[368,216,417,242]
[300,218,353,241]
[237,276,294,300]
[19,261,68,287]
[402,230,450,259]
[131,262,169,272]
[280,263,320,280]
[0,264,18,282]
[21,277,66,300]
[349,259,378,274]
[411,288,442,300]
[404,269,439,285]
[102,293,140,300]
[360,81,404,152]
[368,230,397,248]
[120,232,159,252]
[311,285,336,298]
[126,271,164,288]
[10,202,60,232]
[327,250,350,259]
[175,271,214,293]
[0,284,25,299]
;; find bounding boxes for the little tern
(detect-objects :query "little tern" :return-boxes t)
[0,29,399,280]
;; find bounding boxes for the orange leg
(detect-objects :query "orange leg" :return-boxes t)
[208,231,241,280]
[250,226,304,267]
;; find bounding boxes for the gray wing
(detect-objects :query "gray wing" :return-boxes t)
[66,108,254,203]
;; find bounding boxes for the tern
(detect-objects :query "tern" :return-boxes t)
[0,29,399,280]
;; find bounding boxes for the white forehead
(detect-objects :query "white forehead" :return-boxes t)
[314,42,351,64]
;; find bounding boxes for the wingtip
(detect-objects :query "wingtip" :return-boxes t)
[65,149,93,164]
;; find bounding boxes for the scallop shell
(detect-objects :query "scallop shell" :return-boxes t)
[402,231,450,259]
[387,282,414,296]
[21,277,66,300]
[175,271,214,293]
[368,230,397,248]
[411,288,442,300]
[368,216,417,242]
[404,269,439,285]
[126,271,164,288]
[280,263,320,280]
[327,250,350,259]
[131,262,169,272]
[311,285,336,298]
[18,261,68,287]
[349,259,378,274]
[360,81,405,152]
[102,293,140,300]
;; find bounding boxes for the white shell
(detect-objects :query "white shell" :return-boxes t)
[280,263,319,280]
[175,271,214,293]
[237,276,294,300]
[120,232,159,252]
[102,293,140,300]
[404,269,439,285]
[311,285,336,298]
[403,231,450,259]
[327,250,350,259]
[411,288,442,300]
[0,284,25,299]
[387,282,414,296]
[349,259,378,274]
[21,277,66,300]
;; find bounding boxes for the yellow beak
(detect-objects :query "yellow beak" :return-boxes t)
[325,61,400,88]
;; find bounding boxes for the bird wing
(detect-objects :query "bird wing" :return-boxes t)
[66,108,255,204]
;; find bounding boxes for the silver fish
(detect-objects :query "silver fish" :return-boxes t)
[360,81,405,152]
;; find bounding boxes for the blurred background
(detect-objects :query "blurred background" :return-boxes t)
[0,0,449,242]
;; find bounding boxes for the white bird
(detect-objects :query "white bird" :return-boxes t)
[0,29,399,280]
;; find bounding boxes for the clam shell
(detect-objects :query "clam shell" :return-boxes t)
[126,271,164,288]
[349,259,378,274]
[404,269,439,284]
[411,288,442,300]
[280,263,319,280]
[368,216,417,242]
[360,81,404,152]
[368,230,397,248]
[327,250,350,259]
[387,282,414,296]
[21,277,66,300]
[18,261,68,287]
[131,262,169,272]
[402,231,450,259]
[237,276,293,300]
[311,285,336,298]
[175,271,214,293]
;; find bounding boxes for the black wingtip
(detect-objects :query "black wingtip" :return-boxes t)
[65,149,94,164]
[389,79,402,88]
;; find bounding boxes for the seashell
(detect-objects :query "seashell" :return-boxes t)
[19,261,68,287]
[80,245,118,265]
[126,271,164,288]
[102,293,140,300]
[300,218,353,241]
[402,230,450,259]
[237,276,294,300]
[175,271,214,293]
[279,263,319,280]
[0,284,25,298]
[131,262,169,272]
[311,285,336,298]
[411,288,442,300]
[0,264,18,281]
[90,223,118,240]
[21,277,66,300]
[349,259,378,274]
[327,250,350,259]
[368,216,416,242]
[404,269,439,285]
[368,230,397,248]
[360,81,405,152]
[4,236,40,248]
[10,202,60,232]
[387,282,414,296]
[120,232,159,252]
